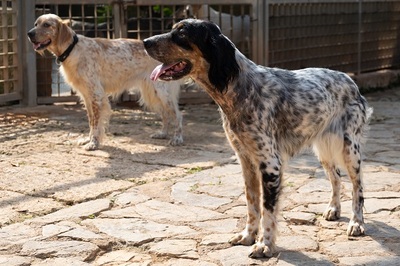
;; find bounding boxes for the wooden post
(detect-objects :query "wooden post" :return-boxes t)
[20,0,37,106]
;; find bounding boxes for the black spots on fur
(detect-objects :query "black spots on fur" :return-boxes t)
[313,107,321,115]
[260,162,267,170]
[242,111,254,126]
[335,168,341,177]
[258,142,268,151]
[293,109,301,117]
[306,93,315,102]
[341,115,347,128]
[356,178,362,187]
[346,112,353,124]
[255,136,268,151]
[273,68,297,85]
[354,143,360,152]
[354,165,360,174]
[344,134,352,146]
[257,108,264,122]
[234,72,265,105]
[358,195,364,214]
[350,88,357,97]
[261,171,281,212]
[341,94,350,107]
[315,116,324,126]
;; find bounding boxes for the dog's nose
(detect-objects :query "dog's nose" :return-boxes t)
[27,29,35,38]
[143,38,154,49]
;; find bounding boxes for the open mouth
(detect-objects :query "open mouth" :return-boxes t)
[150,60,192,81]
[31,39,51,51]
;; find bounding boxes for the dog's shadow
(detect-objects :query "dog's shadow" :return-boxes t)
[273,249,333,266]
[367,219,400,256]
[94,144,177,182]
[272,218,400,265]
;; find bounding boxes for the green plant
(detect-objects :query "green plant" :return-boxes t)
[187,166,204,174]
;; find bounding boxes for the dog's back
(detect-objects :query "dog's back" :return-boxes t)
[60,36,159,98]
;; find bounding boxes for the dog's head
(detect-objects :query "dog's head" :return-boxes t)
[144,19,239,93]
[27,14,74,55]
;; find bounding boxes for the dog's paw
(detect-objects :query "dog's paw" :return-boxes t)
[229,232,255,246]
[347,220,365,236]
[248,242,274,258]
[77,137,90,146]
[150,131,168,139]
[83,139,100,151]
[169,135,184,146]
[323,206,341,221]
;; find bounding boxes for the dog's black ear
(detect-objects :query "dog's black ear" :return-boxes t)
[193,22,240,93]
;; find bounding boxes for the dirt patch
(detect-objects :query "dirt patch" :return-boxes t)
[0,103,234,226]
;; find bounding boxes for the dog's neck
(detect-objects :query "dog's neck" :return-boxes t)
[194,74,236,114]
[194,52,252,114]
[55,34,79,64]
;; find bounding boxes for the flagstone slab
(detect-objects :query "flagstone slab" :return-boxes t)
[84,218,196,245]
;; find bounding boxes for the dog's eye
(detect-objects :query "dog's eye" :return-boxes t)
[178,28,186,38]
[43,22,50,28]
[34,22,38,27]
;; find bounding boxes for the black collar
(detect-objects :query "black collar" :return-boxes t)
[56,35,78,64]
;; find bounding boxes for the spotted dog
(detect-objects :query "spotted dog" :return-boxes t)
[28,14,184,150]
[143,19,372,258]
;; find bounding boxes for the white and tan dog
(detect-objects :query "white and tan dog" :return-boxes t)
[28,14,184,150]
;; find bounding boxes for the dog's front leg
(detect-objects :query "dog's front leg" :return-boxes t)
[78,94,103,151]
[229,152,260,246]
[249,154,282,258]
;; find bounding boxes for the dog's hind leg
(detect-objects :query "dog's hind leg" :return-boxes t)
[314,136,343,221]
[155,83,183,146]
[342,100,371,236]
[343,132,365,236]
[321,161,342,221]
[314,123,366,236]
[167,104,183,146]
[141,81,183,145]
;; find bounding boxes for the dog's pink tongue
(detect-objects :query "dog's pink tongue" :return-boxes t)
[150,64,164,81]
[150,63,176,81]
[32,43,41,50]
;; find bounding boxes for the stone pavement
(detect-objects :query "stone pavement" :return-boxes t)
[0,88,399,265]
